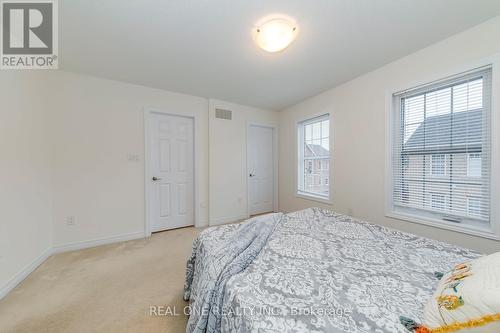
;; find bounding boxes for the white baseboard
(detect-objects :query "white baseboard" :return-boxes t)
[0,232,146,300]
[52,231,145,254]
[0,247,53,300]
[195,219,209,228]
[209,214,248,226]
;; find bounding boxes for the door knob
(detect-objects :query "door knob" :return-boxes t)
[152,177,162,181]
[249,173,255,177]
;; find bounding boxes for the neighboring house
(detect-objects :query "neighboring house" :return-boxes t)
[304,143,329,195]
[400,109,486,221]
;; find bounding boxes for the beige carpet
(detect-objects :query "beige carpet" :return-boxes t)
[0,227,200,333]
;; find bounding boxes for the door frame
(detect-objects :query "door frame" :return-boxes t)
[144,108,199,237]
[246,122,279,217]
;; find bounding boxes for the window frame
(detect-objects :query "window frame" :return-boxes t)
[296,113,332,204]
[385,59,500,241]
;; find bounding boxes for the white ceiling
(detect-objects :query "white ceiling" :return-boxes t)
[60,0,500,110]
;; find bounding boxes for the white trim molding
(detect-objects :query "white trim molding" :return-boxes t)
[0,247,53,300]
[209,214,248,226]
[0,231,146,300]
[387,212,500,241]
[52,231,145,254]
[296,192,332,205]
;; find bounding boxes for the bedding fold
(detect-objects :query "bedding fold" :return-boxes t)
[184,212,283,333]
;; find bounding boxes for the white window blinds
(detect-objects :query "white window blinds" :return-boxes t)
[392,68,492,228]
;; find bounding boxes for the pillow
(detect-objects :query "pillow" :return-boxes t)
[401,251,500,333]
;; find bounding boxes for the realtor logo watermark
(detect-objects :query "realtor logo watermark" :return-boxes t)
[1,0,58,69]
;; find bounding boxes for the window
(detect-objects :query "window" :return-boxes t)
[467,197,482,218]
[467,153,482,178]
[390,68,492,232]
[431,154,446,176]
[306,160,313,174]
[430,193,446,211]
[298,114,330,200]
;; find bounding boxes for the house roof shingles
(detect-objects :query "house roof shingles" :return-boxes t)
[403,109,483,153]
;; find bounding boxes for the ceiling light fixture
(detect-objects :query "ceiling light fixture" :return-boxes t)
[253,17,298,53]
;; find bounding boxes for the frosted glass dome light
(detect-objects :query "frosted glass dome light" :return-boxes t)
[254,18,298,53]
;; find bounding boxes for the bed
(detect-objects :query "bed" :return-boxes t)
[184,208,479,333]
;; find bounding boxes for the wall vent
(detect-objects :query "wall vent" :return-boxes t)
[215,108,232,120]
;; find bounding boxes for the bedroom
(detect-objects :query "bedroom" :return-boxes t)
[1,0,500,332]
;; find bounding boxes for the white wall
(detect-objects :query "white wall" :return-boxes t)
[209,99,278,225]
[0,72,53,296]
[46,71,210,248]
[278,16,500,253]
[42,72,280,247]
[1,71,279,298]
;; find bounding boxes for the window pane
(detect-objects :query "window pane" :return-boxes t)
[304,159,313,174]
[403,123,419,144]
[467,197,482,217]
[304,142,312,158]
[467,153,481,178]
[321,138,329,152]
[404,95,425,125]
[298,116,330,198]
[430,193,445,211]
[305,124,312,142]
[431,154,445,176]
[321,121,329,138]
[312,122,321,140]
[312,139,321,149]
[453,79,483,112]
[426,87,451,117]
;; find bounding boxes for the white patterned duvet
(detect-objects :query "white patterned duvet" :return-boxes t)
[185,208,479,333]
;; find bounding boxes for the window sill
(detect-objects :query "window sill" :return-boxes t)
[296,192,332,205]
[386,211,500,241]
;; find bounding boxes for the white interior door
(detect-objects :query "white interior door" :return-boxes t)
[248,125,274,215]
[149,113,194,232]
